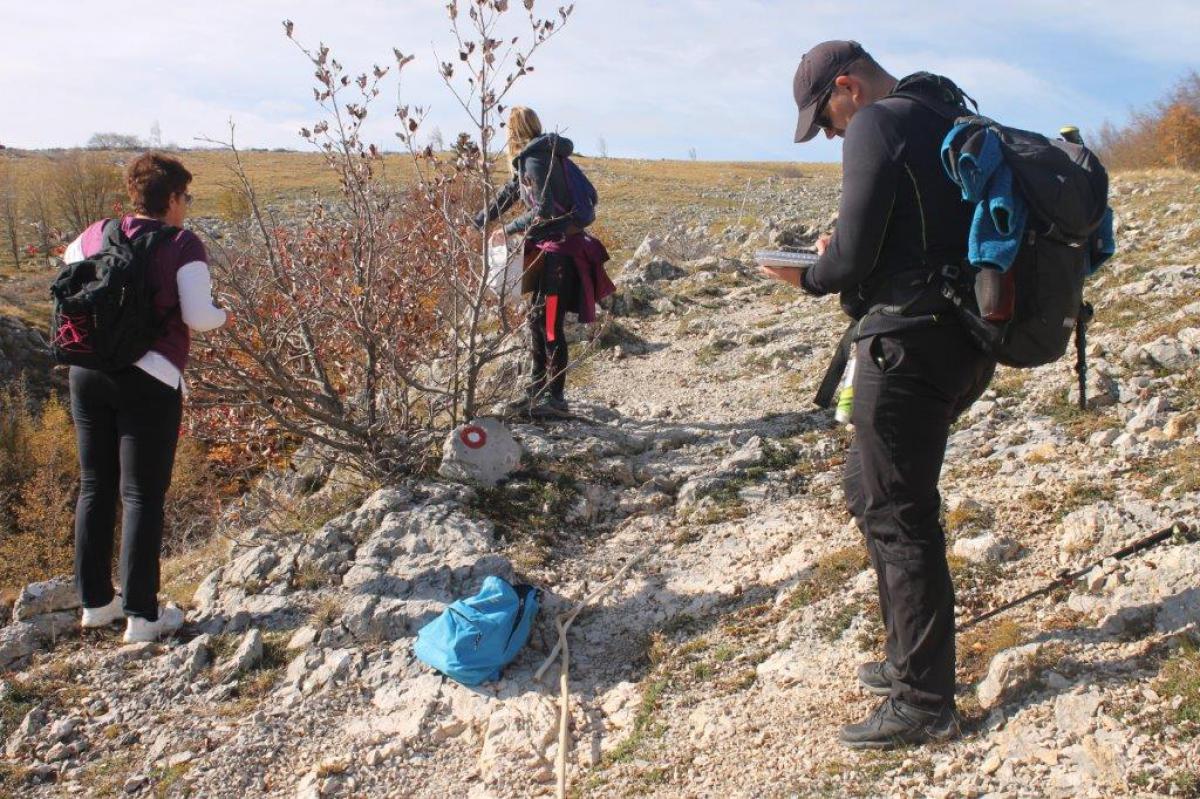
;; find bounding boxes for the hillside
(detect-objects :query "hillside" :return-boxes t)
[0,164,1198,798]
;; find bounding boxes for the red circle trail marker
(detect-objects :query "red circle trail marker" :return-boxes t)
[460,426,488,450]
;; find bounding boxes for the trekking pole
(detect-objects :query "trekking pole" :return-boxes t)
[1075,302,1094,411]
[958,522,1194,632]
[1060,126,1093,411]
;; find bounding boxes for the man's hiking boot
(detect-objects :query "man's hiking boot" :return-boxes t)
[531,395,570,418]
[839,697,961,750]
[857,661,896,697]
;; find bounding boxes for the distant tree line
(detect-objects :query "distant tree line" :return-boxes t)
[1095,71,1200,171]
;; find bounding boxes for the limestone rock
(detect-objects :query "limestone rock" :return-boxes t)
[952,533,1019,565]
[12,577,79,622]
[977,643,1044,709]
[0,622,42,669]
[439,419,524,487]
[220,629,263,679]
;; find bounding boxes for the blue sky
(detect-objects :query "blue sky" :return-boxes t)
[3,0,1198,162]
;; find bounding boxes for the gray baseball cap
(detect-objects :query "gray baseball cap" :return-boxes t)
[793,40,865,143]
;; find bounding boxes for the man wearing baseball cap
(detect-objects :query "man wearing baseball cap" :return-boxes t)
[761,42,996,749]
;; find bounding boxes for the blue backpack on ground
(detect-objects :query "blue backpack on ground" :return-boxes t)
[558,157,598,228]
[414,576,540,686]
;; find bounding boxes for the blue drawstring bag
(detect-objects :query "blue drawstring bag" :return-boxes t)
[414,576,540,686]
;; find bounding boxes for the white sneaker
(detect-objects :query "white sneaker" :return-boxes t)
[81,596,124,628]
[123,606,184,643]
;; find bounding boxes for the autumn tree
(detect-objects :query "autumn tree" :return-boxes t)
[189,1,574,478]
[1157,101,1200,170]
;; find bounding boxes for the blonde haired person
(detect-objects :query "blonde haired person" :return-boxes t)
[475,106,610,417]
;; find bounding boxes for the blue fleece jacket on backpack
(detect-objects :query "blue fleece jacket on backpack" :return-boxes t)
[414,576,540,686]
[941,122,1028,272]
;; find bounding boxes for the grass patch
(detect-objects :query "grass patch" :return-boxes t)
[150,762,194,798]
[695,338,738,366]
[269,486,367,537]
[604,678,669,764]
[1158,643,1200,737]
[817,600,863,643]
[310,595,342,629]
[1166,770,1200,797]
[0,677,50,741]
[1036,394,1113,438]
[215,632,290,718]
[787,546,870,609]
[989,368,1029,399]
[471,467,579,570]
[1156,441,1200,497]
[76,749,140,799]
[959,620,1026,685]
[161,533,230,608]
[944,502,992,535]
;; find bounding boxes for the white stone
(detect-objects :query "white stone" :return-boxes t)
[439,419,524,487]
[220,629,263,679]
[0,623,41,669]
[1055,691,1103,738]
[12,577,79,622]
[952,533,1019,564]
[977,643,1043,709]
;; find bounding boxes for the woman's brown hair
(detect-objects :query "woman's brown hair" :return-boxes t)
[124,153,192,217]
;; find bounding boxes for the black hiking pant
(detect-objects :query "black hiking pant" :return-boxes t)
[843,325,995,710]
[528,251,578,399]
[70,365,182,622]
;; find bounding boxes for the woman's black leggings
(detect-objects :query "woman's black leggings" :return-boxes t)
[70,366,182,621]
[528,250,577,399]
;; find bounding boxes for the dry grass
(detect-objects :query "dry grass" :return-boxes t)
[959,619,1026,684]
[0,384,231,600]
[787,546,870,609]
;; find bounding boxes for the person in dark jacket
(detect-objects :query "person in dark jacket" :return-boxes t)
[475,106,582,417]
[761,41,996,749]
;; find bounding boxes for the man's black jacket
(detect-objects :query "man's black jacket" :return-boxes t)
[801,73,974,322]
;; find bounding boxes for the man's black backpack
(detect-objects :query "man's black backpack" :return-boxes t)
[50,220,177,370]
[937,116,1111,369]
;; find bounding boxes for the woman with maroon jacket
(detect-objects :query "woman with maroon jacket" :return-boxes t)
[63,153,228,643]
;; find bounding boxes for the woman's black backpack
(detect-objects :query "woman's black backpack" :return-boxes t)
[49,220,177,370]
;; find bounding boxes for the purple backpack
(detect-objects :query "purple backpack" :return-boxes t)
[559,157,597,228]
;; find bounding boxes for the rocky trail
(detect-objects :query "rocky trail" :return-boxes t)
[2,170,1199,798]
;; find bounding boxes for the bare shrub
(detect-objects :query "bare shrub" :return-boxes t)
[0,382,226,594]
[0,393,78,589]
[191,2,574,479]
[50,152,123,235]
[0,161,21,269]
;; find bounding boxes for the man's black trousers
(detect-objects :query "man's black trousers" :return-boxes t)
[70,365,182,621]
[843,324,995,710]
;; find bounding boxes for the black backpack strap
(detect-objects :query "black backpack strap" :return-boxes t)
[99,218,125,250]
[814,322,856,409]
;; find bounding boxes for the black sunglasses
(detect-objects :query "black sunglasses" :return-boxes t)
[813,84,837,131]
[812,58,861,131]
